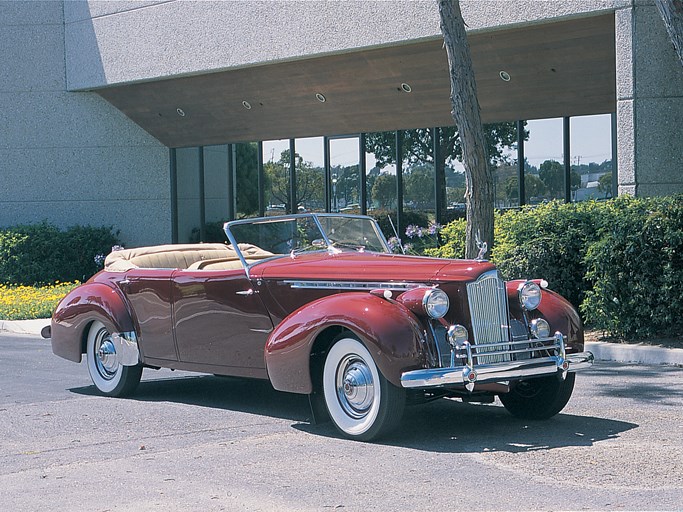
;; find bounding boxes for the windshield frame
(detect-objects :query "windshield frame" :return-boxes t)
[223,213,391,276]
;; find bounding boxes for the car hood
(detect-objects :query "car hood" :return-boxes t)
[249,251,496,284]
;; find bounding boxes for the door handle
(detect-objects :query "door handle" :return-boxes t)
[236,289,254,296]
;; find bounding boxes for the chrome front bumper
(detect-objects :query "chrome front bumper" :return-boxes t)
[401,332,594,390]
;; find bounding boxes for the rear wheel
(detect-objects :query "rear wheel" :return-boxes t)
[86,321,142,397]
[322,335,405,441]
[499,372,575,420]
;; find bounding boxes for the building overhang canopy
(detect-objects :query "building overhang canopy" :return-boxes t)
[97,13,615,147]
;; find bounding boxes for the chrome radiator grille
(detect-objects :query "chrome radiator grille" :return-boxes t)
[466,270,511,364]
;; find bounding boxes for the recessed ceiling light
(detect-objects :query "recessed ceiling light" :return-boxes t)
[499,71,511,82]
[315,93,326,103]
[176,108,186,117]
[400,83,412,93]
[242,100,252,110]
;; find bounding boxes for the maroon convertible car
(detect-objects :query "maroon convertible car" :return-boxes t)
[48,214,593,441]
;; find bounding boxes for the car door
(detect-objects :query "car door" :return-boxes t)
[120,269,177,361]
[171,268,274,373]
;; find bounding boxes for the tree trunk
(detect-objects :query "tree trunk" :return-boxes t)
[437,0,493,260]
[656,0,683,68]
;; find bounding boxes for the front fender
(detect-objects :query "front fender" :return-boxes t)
[51,282,135,363]
[265,292,425,394]
[506,280,584,352]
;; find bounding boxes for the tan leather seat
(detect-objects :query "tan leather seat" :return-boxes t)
[104,243,234,271]
[103,243,276,271]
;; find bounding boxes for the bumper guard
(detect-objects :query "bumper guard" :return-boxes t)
[401,332,594,391]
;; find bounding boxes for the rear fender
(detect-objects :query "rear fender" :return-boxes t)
[265,292,426,394]
[51,282,136,363]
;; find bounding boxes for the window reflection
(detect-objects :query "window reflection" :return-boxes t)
[329,137,360,213]
[175,147,201,243]
[235,142,260,218]
[295,137,325,212]
[570,114,613,201]
[525,118,564,203]
[364,131,397,237]
[172,115,614,242]
[202,144,229,242]
[262,139,290,215]
[402,129,435,216]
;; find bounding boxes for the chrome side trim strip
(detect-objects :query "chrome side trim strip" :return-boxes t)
[111,331,140,366]
[284,280,423,291]
[400,351,594,389]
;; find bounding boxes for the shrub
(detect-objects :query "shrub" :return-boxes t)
[581,195,683,338]
[429,196,683,338]
[0,222,120,285]
[492,201,604,309]
[424,218,466,259]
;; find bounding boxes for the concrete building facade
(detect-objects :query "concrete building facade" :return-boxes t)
[1,0,681,246]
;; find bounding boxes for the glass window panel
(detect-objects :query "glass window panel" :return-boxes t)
[493,160,519,209]
[203,145,229,242]
[570,114,613,201]
[485,122,520,210]
[435,125,466,220]
[294,137,325,212]
[235,142,260,218]
[364,131,397,237]
[175,147,201,243]
[402,129,435,218]
[329,137,360,213]
[524,118,564,203]
[263,139,290,216]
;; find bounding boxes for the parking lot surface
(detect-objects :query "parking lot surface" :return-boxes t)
[1,333,681,511]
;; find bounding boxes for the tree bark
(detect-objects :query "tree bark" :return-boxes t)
[437,0,493,259]
[656,0,683,69]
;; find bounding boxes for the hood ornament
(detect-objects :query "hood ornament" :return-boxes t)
[475,231,488,261]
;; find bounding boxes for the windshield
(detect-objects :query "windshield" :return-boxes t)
[224,214,390,265]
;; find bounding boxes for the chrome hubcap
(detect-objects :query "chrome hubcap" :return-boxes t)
[95,331,118,380]
[336,355,374,419]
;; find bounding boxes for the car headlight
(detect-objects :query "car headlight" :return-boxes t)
[518,281,542,310]
[423,288,449,319]
[530,318,550,339]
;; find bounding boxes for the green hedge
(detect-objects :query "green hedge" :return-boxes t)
[581,196,683,338]
[0,222,121,285]
[493,201,604,309]
[428,196,683,338]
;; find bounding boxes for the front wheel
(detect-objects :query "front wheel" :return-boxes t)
[86,321,142,397]
[499,372,576,420]
[322,335,405,441]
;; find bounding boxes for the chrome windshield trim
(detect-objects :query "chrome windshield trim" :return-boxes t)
[223,213,393,279]
[284,280,424,291]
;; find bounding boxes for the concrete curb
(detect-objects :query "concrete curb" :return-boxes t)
[1,320,681,366]
[585,341,683,367]
[0,319,50,336]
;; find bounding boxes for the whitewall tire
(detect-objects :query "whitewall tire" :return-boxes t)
[86,321,142,397]
[322,335,405,441]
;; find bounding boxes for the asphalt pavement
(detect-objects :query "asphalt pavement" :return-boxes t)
[1,331,682,511]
